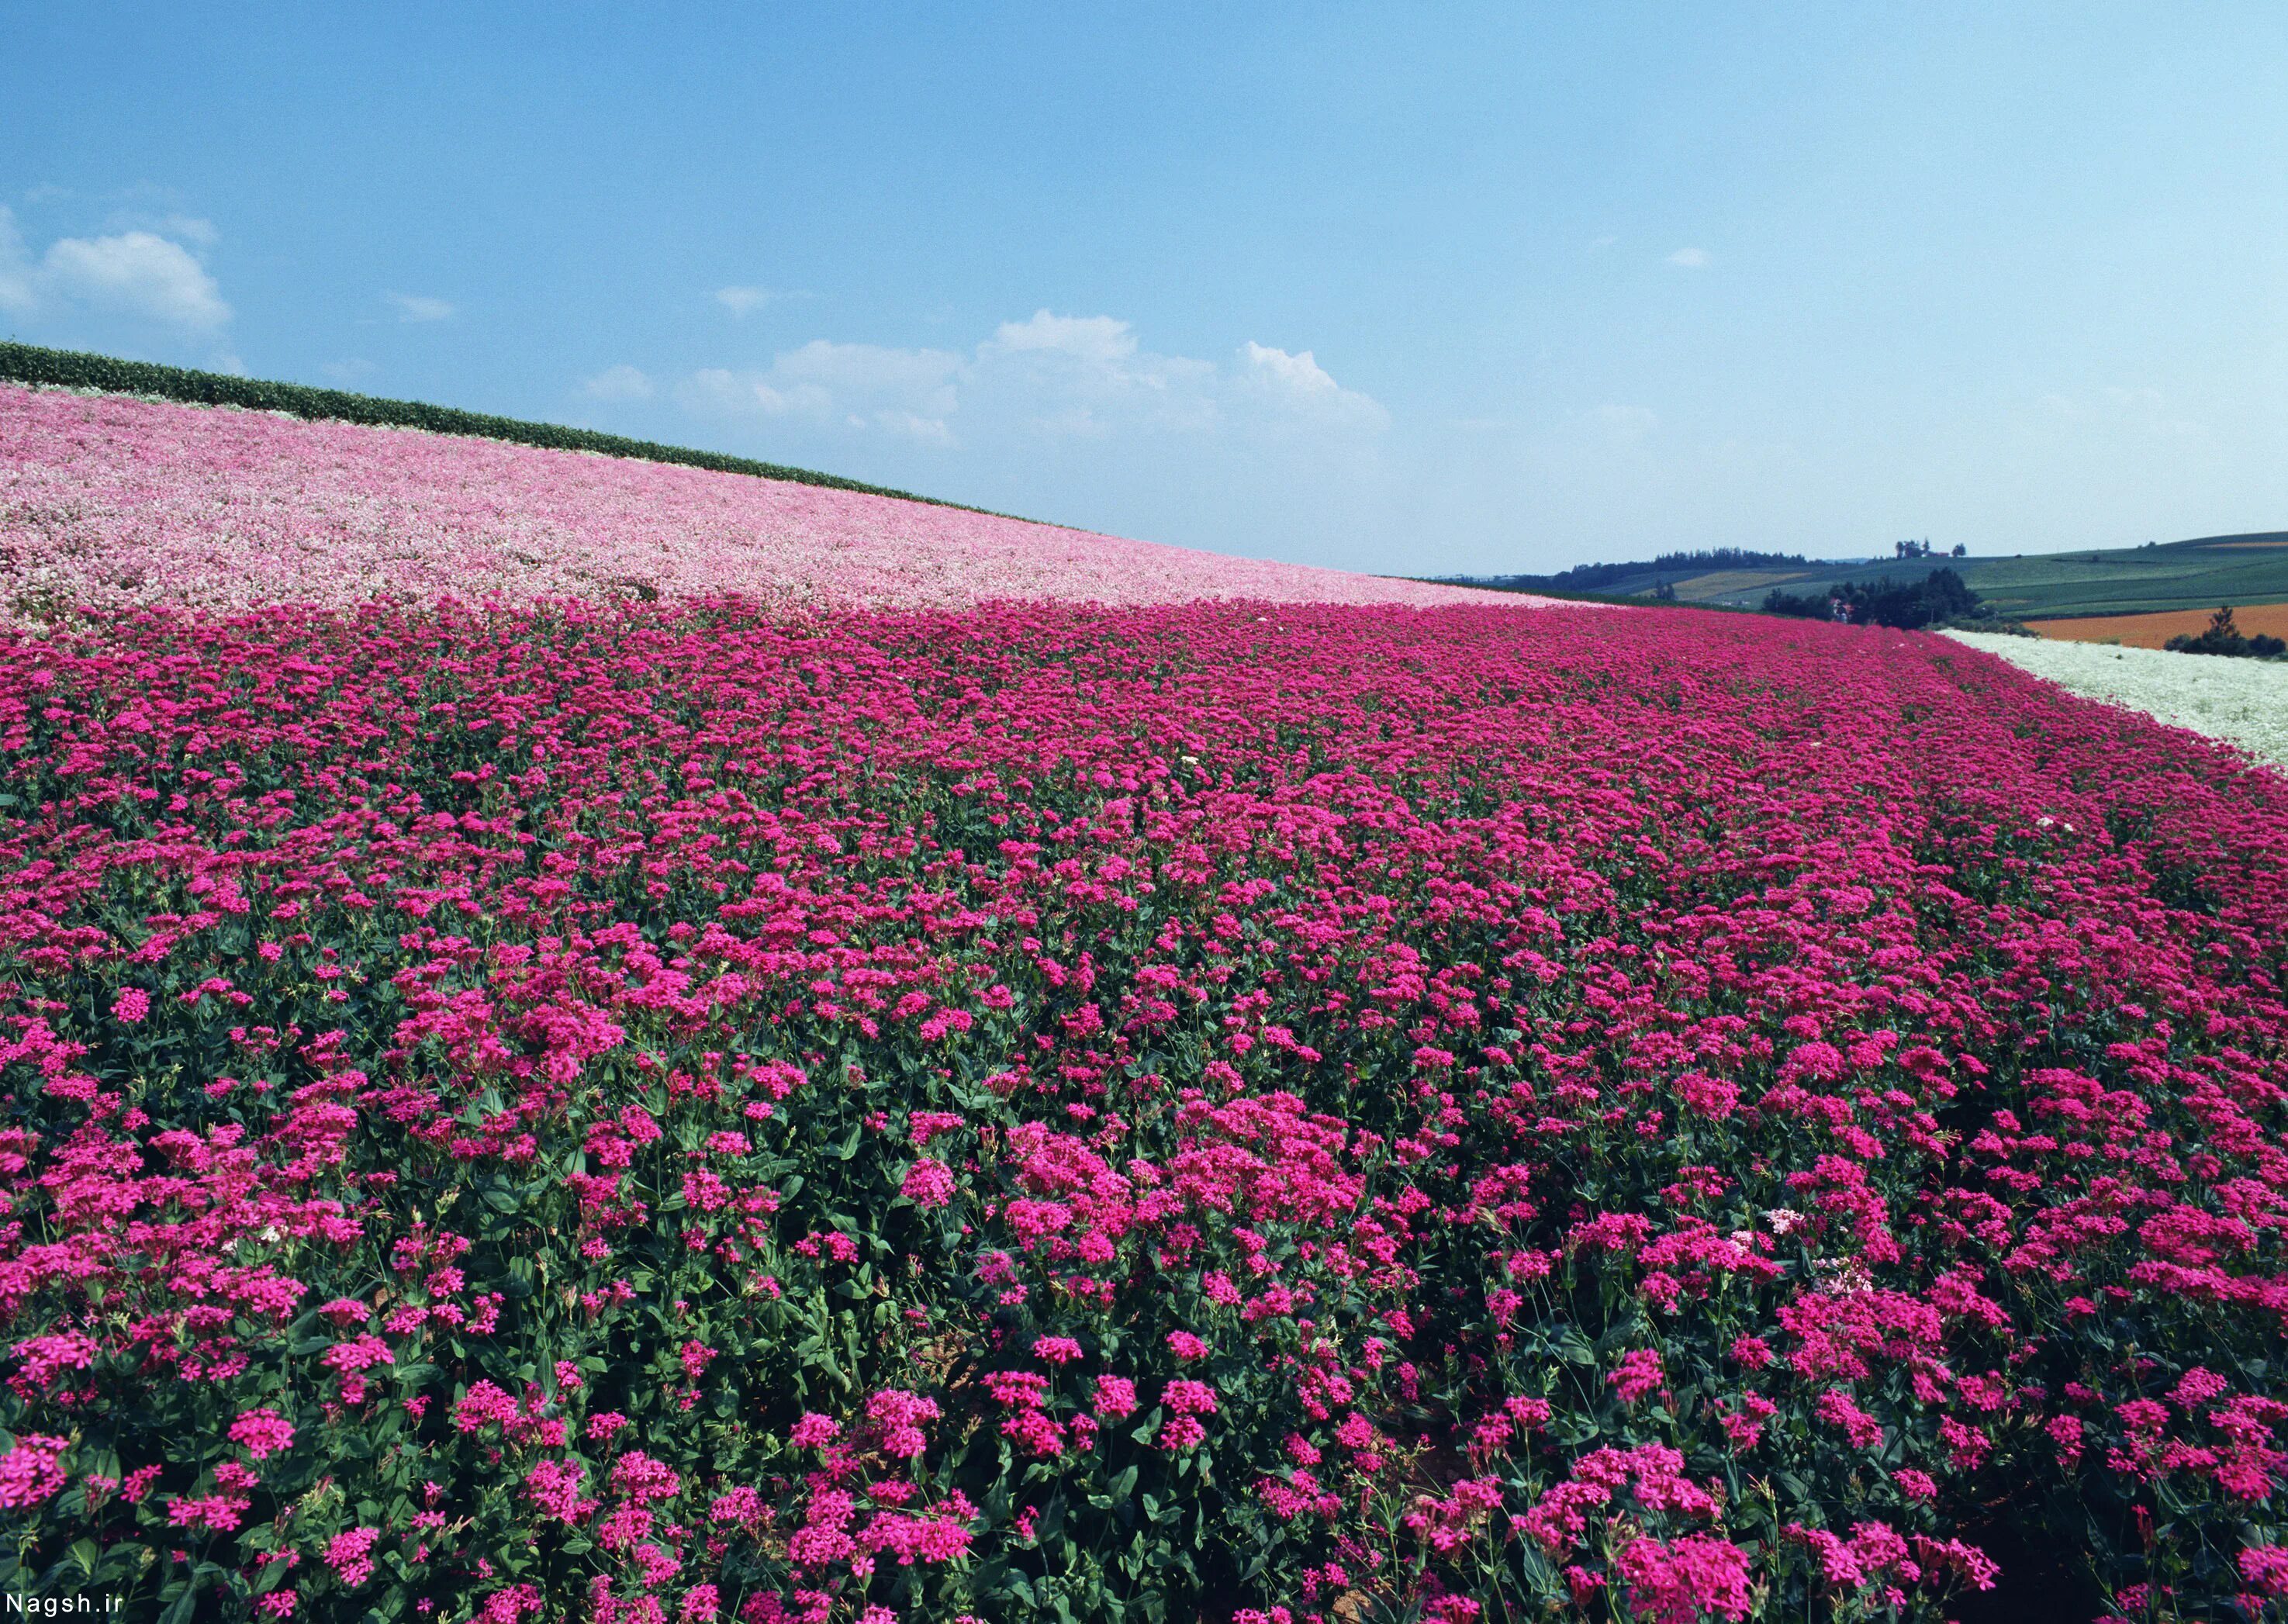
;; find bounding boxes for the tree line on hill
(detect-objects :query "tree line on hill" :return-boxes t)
[1460,548,1823,594]
[1761,567,2026,633]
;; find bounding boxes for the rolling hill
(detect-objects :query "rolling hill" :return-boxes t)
[1449,534,2288,620]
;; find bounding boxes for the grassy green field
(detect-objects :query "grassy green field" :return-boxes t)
[1471,534,2288,620]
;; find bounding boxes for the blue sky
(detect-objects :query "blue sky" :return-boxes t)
[5,4,2286,575]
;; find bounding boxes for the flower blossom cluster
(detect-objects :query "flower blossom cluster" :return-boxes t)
[0,596,2277,1622]
[0,383,1554,620]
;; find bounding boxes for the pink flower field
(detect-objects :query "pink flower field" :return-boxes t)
[0,385,1535,617]
[1,386,2286,1624]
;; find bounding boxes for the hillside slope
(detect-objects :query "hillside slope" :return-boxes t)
[0,383,1533,618]
[1450,535,2288,620]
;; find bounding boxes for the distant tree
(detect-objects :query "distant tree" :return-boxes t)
[1760,587,1830,619]
[1951,543,1967,558]
[2166,605,2287,658]
[1471,548,1820,594]
[1778,568,1984,631]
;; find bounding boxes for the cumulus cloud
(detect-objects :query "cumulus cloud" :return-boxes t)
[45,233,232,327]
[581,364,655,402]
[1667,247,1711,269]
[684,340,964,441]
[1234,341,1391,430]
[385,292,455,323]
[679,311,1387,449]
[0,208,232,328]
[714,285,775,316]
[152,213,219,248]
[986,309,1139,365]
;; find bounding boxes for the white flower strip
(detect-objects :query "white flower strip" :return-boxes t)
[1946,630,2288,771]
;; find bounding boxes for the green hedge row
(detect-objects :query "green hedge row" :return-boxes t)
[0,340,1014,519]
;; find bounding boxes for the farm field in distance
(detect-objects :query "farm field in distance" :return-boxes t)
[1,369,2286,1624]
[1469,535,2288,622]
[2028,602,2288,648]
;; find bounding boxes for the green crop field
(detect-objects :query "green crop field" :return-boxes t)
[1456,534,2288,620]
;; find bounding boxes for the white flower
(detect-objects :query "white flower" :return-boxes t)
[1946,631,2288,772]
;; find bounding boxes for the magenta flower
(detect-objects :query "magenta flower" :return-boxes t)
[227,1408,296,1460]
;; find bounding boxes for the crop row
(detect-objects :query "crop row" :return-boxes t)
[0,343,968,514]
[0,602,2281,1622]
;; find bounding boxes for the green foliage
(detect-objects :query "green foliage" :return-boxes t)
[1764,569,1983,631]
[2165,605,2288,659]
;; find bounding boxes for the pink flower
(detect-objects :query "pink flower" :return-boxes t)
[0,1436,70,1510]
[901,1157,956,1208]
[790,1412,840,1448]
[1163,1379,1218,1415]
[525,1460,588,1523]
[112,986,150,1024]
[1607,1349,1668,1404]
[229,1408,296,1460]
[326,1527,381,1588]
[1616,1535,1753,1624]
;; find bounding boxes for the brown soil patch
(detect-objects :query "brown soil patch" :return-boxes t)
[2031,603,2288,648]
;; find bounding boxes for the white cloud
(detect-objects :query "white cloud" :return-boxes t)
[154,213,218,248]
[684,340,963,441]
[986,309,1139,366]
[677,312,1388,448]
[43,232,230,327]
[0,209,232,328]
[385,292,455,323]
[1667,247,1711,269]
[581,364,655,402]
[715,285,775,316]
[1235,341,1391,430]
